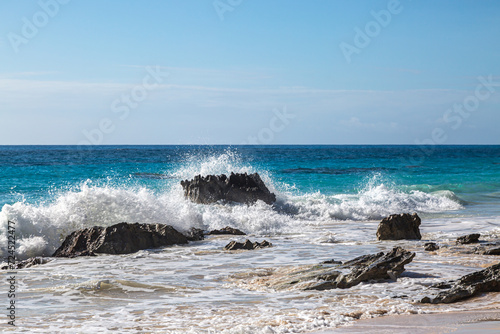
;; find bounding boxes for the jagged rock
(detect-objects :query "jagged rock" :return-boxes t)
[180,172,276,205]
[376,213,422,240]
[224,239,272,251]
[421,262,500,303]
[53,222,188,257]
[333,247,415,289]
[184,227,205,241]
[424,242,440,251]
[1,257,51,270]
[208,226,246,235]
[456,233,480,245]
[262,247,415,291]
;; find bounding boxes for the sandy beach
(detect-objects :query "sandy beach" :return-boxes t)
[314,309,500,333]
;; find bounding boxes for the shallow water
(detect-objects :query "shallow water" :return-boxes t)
[1,146,499,332]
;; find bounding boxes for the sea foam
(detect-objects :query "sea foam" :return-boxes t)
[0,153,464,260]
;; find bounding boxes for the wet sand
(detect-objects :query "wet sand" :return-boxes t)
[314,309,500,333]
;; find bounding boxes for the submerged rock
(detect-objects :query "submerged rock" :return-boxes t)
[1,257,51,270]
[456,233,480,245]
[321,259,343,265]
[421,262,500,303]
[224,239,272,251]
[209,226,246,236]
[483,247,500,255]
[376,213,422,240]
[259,247,415,291]
[424,242,440,251]
[474,242,500,255]
[180,172,276,205]
[53,222,188,257]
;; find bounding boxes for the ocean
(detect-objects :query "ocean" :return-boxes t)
[1,145,499,333]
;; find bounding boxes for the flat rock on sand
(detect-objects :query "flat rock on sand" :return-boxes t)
[421,262,500,304]
[245,247,415,291]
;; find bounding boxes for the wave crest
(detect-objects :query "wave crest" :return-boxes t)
[0,156,464,260]
[286,182,464,221]
[0,182,204,259]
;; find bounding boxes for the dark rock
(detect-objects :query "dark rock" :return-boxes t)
[64,250,97,258]
[224,239,272,251]
[180,172,276,205]
[267,247,415,291]
[376,213,422,240]
[421,262,500,303]
[456,233,480,245]
[474,242,500,255]
[1,257,51,270]
[321,259,343,265]
[334,247,415,289]
[432,282,453,289]
[424,242,440,251]
[184,227,205,241]
[53,222,188,257]
[225,240,253,250]
[208,226,246,236]
[484,247,500,255]
[391,295,409,299]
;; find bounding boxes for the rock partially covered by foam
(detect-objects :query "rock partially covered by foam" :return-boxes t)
[209,226,246,236]
[421,262,500,303]
[376,213,422,240]
[1,257,51,270]
[180,172,276,205]
[53,222,188,257]
[257,247,415,291]
[456,233,480,244]
[475,242,500,255]
[424,242,439,251]
[184,227,205,241]
[224,239,272,251]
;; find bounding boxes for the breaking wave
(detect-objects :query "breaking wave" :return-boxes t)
[0,152,464,259]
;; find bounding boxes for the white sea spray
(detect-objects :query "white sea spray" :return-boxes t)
[1,153,464,260]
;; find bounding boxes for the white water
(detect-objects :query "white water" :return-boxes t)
[2,153,498,333]
[0,173,463,260]
[3,216,500,333]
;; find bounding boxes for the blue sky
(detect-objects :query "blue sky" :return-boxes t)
[1,0,499,145]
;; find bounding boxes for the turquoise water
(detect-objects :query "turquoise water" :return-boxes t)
[1,145,499,258]
[1,145,499,208]
[1,145,500,333]
[1,145,499,196]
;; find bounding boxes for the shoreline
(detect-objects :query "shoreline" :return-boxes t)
[313,309,500,333]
